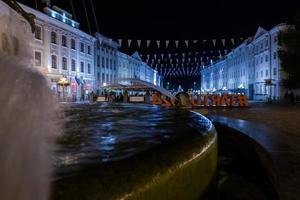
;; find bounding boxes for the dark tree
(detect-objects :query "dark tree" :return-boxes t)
[278,11,300,89]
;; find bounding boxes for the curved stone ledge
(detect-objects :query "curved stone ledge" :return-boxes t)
[51,108,218,200]
[209,115,300,200]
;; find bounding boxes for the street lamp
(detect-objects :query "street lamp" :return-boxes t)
[57,76,70,101]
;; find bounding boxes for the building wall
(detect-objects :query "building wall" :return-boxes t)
[21,3,96,100]
[94,33,119,92]
[201,24,289,101]
[117,51,160,86]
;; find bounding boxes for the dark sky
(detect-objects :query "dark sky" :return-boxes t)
[19,0,300,89]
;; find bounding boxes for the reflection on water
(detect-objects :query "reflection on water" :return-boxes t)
[54,103,212,175]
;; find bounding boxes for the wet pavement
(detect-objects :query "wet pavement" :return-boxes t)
[195,103,300,200]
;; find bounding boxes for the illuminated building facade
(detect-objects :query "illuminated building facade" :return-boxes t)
[201,24,290,100]
[117,51,162,86]
[21,3,96,101]
[94,33,119,91]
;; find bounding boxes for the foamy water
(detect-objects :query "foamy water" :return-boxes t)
[0,2,59,200]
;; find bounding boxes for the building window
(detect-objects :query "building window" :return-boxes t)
[35,25,42,40]
[51,31,57,44]
[71,39,76,49]
[106,74,109,82]
[97,55,100,67]
[274,36,278,43]
[88,64,91,74]
[265,40,268,47]
[34,51,42,67]
[80,43,84,52]
[62,35,67,47]
[261,56,263,63]
[62,57,67,70]
[97,72,100,81]
[266,69,268,77]
[71,59,76,71]
[80,62,84,72]
[261,70,263,77]
[102,73,105,81]
[102,57,105,68]
[106,58,109,68]
[265,55,268,62]
[87,46,91,54]
[273,68,277,76]
[273,52,277,60]
[110,59,112,69]
[51,55,57,69]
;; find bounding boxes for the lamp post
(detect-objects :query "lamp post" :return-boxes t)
[193,82,196,91]
[58,76,70,102]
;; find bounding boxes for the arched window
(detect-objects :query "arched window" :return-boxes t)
[51,55,57,69]
[51,31,57,44]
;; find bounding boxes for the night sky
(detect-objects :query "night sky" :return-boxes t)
[19,0,300,90]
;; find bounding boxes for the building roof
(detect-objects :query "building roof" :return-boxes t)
[253,26,268,40]
[131,51,142,61]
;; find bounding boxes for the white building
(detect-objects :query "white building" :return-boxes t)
[94,33,119,93]
[201,24,290,100]
[21,3,96,101]
[117,51,162,86]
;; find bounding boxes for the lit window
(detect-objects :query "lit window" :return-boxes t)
[273,52,277,60]
[51,31,57,44]
[80,43,84,52]
[35,26,42,40]
[62,57,67,70]
[88,64,91,74]
[80,62,84,72]
[51,55,57,69]
[62,35,67,47]
[97,55,100,67]
[71,39,76,50]
[273,68,277,76]
[34,51,42,67]
[87,46,91,54]
[71,59,76,71]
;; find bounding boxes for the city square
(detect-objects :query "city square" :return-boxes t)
[0,0,300,200]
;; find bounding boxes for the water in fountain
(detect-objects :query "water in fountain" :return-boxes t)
[0,2,59,200]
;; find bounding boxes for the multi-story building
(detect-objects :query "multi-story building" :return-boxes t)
[21,3,96,100]
[2,1,164,100]
[201,24,290,101]
[94,33,119,93]
[117,51,162,86]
